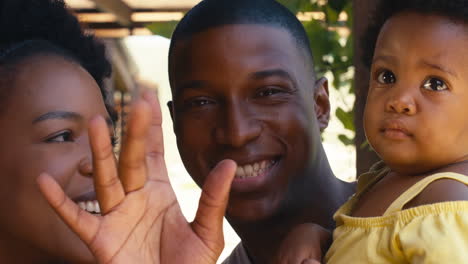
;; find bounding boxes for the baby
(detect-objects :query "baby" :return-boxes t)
[278,0,468,263]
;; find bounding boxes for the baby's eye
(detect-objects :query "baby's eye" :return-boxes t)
[376,70,396,84]
[422,77,448,91]
[46,131,73,143]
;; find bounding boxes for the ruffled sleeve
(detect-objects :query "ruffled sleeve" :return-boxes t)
[397,202,468,263]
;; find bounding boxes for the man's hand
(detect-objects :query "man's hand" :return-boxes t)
[37,91,236,264]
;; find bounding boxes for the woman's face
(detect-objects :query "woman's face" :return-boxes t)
[0,55,113,263]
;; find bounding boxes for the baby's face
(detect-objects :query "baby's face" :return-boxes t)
[0,55,113,263]
[364,12,468,175]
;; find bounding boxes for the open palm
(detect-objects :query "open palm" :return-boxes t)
[37,91,236,264]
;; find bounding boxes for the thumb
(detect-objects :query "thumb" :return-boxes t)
[191,159,236,255]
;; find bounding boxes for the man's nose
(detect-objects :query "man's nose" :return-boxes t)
[385,86,417,115]
[214,102,262,148]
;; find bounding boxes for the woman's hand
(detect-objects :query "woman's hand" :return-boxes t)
[37,91,236,264]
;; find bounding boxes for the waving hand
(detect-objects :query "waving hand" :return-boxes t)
[37,91,236,264]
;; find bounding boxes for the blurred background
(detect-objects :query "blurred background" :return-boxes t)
[65,0,378,261]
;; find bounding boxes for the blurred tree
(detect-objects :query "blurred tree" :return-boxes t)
[278,0,356,148]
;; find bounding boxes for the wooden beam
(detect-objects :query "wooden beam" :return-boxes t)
[78,11,184,24]
[74,8,191,13]
[91,0,132,26]
[89,27,153,38]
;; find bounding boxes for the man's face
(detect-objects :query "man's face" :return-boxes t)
[169,24,327,221]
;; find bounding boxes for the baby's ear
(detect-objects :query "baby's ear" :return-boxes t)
[313,77,330,132]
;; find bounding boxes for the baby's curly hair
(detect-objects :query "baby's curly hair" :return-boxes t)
[0,0,116,120]
[363,0,468,69]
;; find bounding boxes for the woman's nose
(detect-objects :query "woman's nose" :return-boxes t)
[78,157,93,178]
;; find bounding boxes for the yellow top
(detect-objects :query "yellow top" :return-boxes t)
[325,164,468,264]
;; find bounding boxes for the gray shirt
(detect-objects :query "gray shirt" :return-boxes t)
[221,242,253,264]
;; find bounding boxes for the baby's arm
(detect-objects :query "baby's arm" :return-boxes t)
[275,223,331,264]
[400,178,468,263]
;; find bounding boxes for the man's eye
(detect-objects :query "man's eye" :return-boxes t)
[193,100,210,106]
[190,99,212,107]
[183,97,215,109]
[376,70,396,84]
[422,77,448,91]
[258,87,282,97]
[46,131,73,143]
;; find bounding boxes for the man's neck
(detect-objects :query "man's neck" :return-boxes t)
[228,159,355,264]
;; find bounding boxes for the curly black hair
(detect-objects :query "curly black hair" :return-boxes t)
[363,0,468,69]
[0,0,116,120]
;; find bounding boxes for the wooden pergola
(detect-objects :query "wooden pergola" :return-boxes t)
[65,0,200,38]
[63,1,203,140]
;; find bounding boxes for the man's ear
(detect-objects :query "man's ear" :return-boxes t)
[167,101,174,122]
[313,77,331,132]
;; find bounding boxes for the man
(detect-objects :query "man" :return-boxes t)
[167,0,355,263]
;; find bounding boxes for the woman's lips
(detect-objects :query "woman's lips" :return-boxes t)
[72,191,101,214]
[77,200,101,214]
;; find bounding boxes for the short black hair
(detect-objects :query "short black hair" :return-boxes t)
[0,0,116,120]
[168,0,314,85]
[363,0,468,69]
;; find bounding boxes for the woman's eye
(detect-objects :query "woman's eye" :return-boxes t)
[422,77,448,91]
[111,135,119,147]
[46,131,73,143]
[376,70,396,84]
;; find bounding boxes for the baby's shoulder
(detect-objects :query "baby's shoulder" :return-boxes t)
[405,176,468,209]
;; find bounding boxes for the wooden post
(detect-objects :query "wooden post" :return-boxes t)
[353,0,380,175]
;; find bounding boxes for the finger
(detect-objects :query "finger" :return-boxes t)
[37,173,100,244]
[191,159,236,254]
[141,90,168,182]
[89,116,125,214]
[118,99,152,193]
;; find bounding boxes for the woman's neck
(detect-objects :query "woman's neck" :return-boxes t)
[0,232,54,264]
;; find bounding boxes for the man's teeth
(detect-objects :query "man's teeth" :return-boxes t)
[235,160,275,179]
[77,200,101,214]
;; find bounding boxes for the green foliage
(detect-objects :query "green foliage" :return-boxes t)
[278,0,355,147]
[146,21,179,38]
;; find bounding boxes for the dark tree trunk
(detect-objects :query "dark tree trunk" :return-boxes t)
[353,0,380,175]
